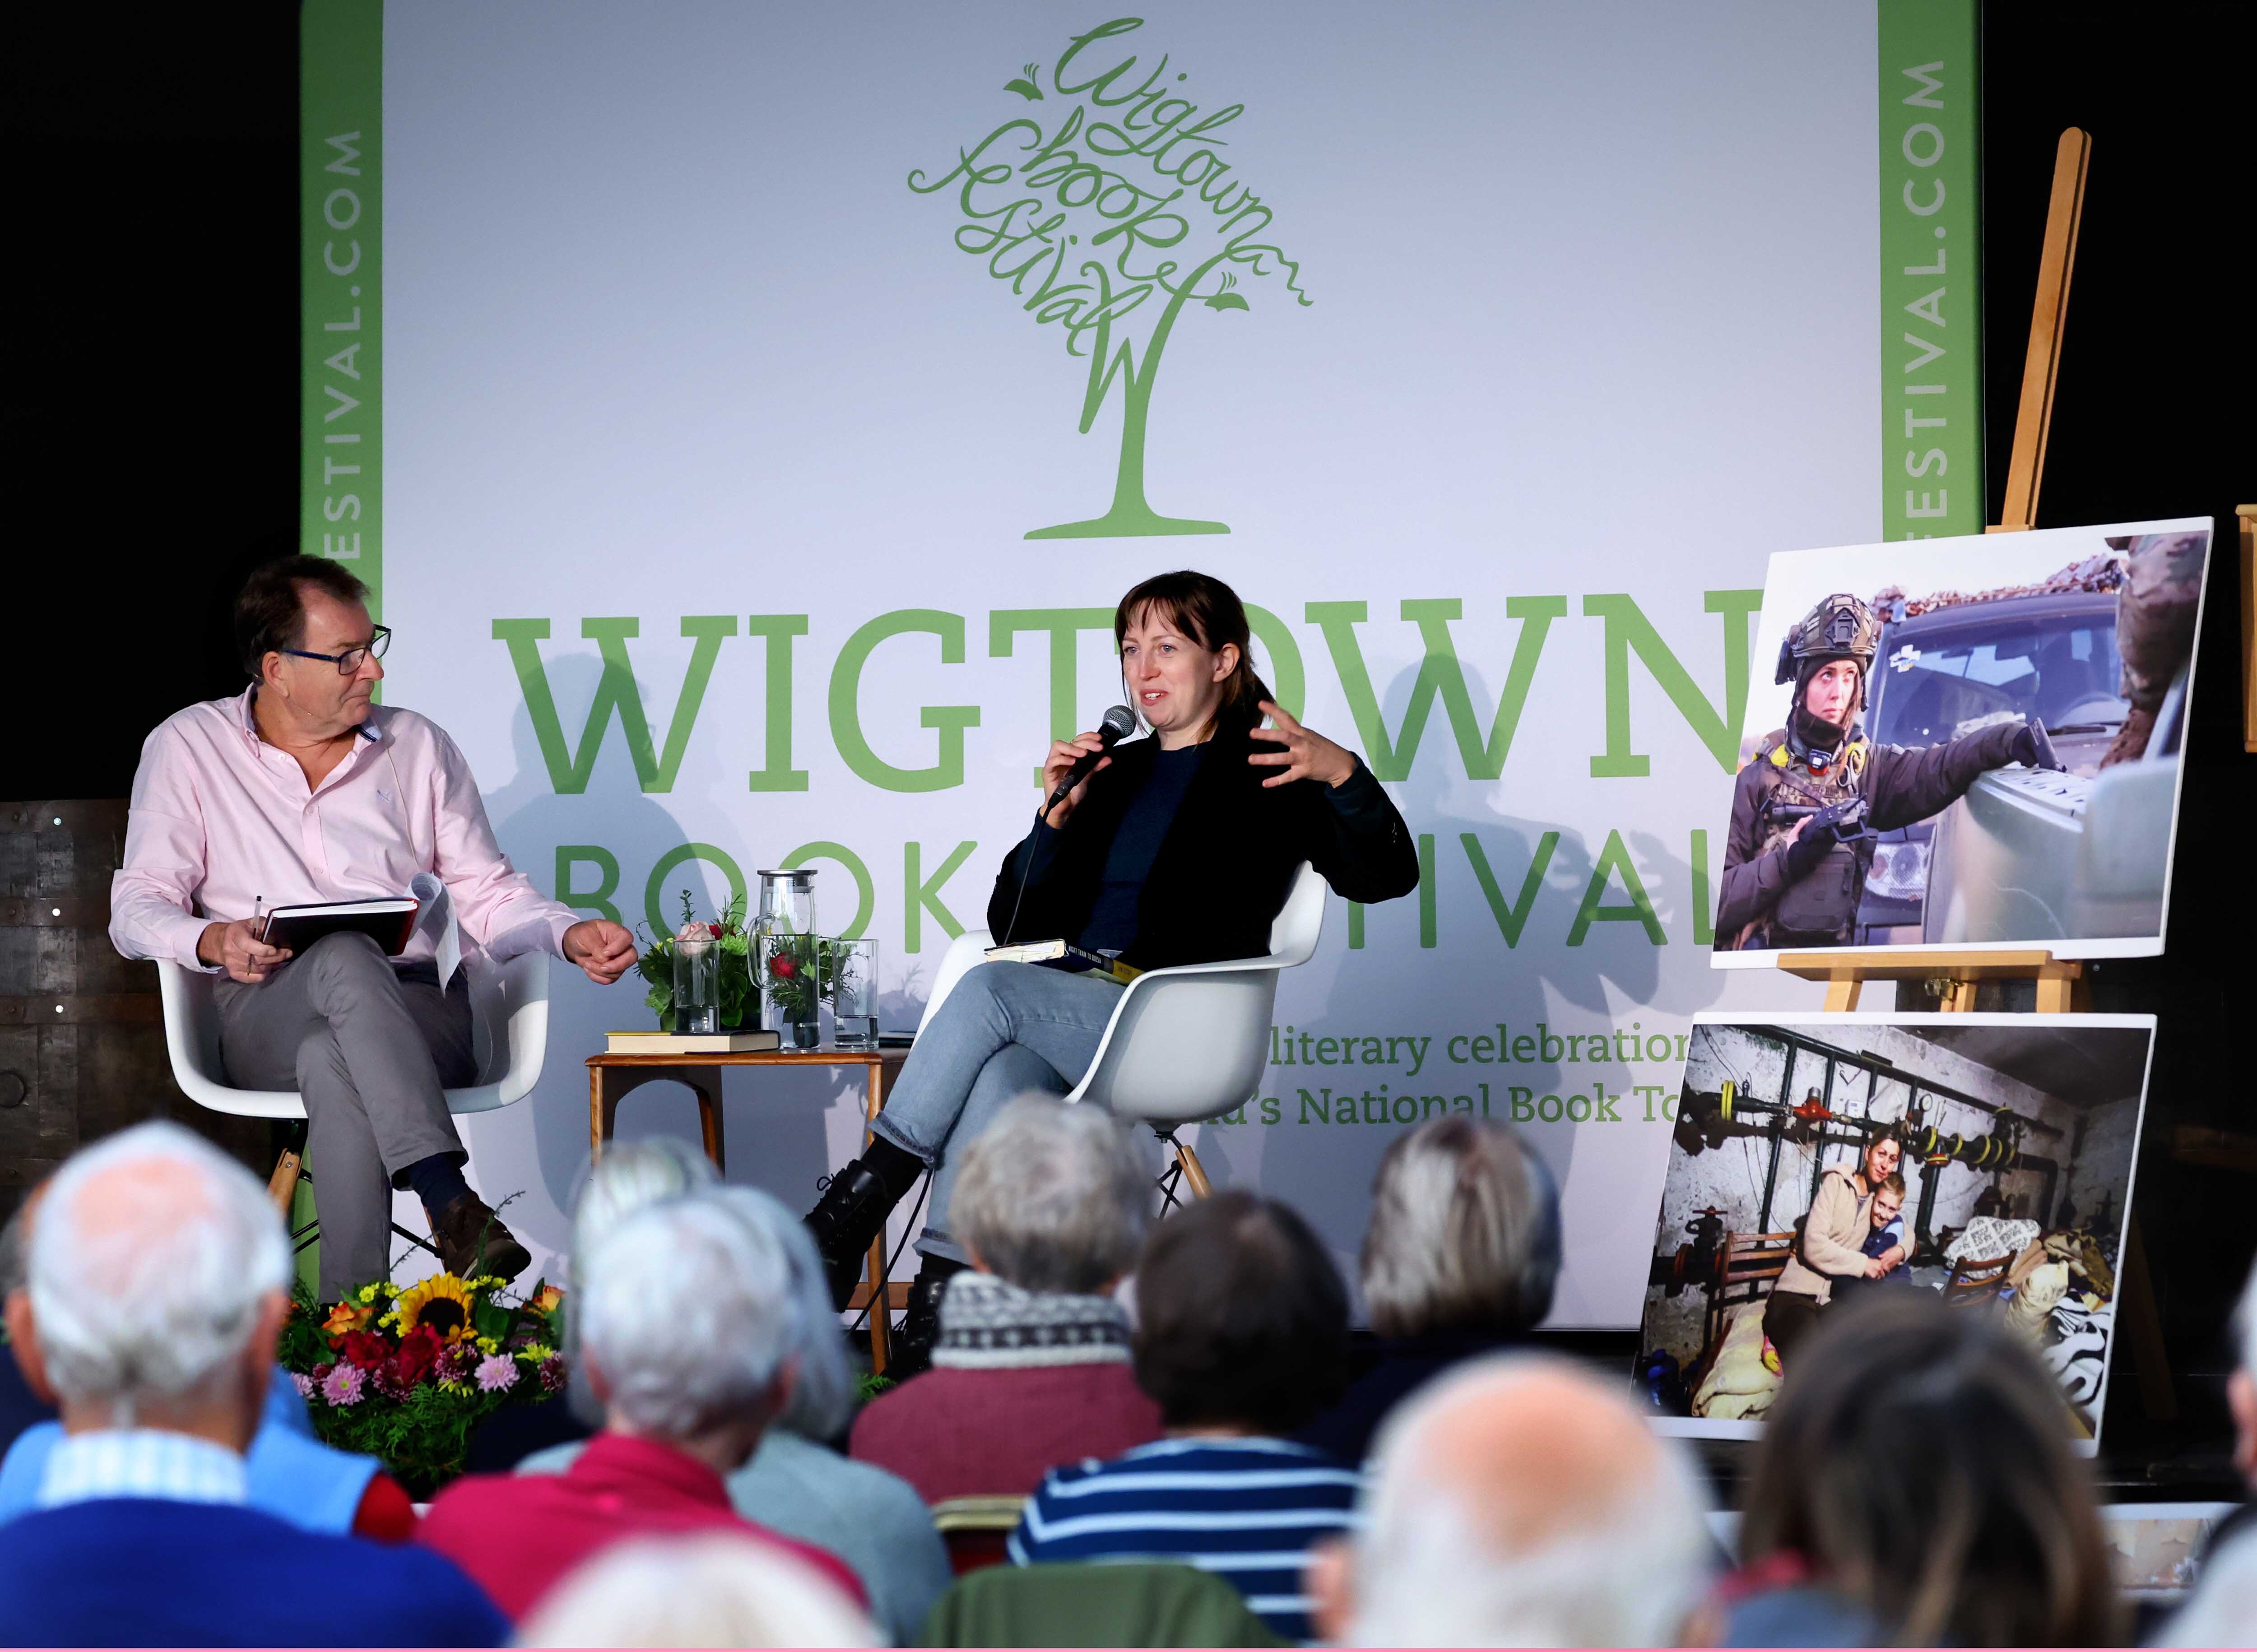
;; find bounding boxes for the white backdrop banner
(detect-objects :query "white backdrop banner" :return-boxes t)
[301,1,1984,1325]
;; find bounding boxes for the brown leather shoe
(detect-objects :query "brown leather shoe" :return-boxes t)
[432,1193,532,1283]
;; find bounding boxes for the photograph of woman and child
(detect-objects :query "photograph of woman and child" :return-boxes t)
[1637,1013,2153,1445]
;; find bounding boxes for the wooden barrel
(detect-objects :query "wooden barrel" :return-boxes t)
[0,799,270,1223]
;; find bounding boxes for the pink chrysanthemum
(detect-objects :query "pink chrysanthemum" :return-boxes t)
[474,1354,519,1394]
[320,1363,367,1407]
[537,1356,567,1395]
[291,1371,315,1400]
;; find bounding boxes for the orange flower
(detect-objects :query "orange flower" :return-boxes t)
[321,1300,375,1339]
[530,1283,565,1314]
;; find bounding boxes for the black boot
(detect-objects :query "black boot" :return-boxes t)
[888,1254,968,1381]
[805,1136,925,1311]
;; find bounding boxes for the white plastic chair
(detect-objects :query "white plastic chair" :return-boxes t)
[918,861,1327,1203]
[156,953,550,1244]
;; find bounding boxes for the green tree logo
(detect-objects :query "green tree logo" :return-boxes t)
[910,16,1310,539]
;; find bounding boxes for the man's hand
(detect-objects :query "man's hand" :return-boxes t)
[564,919,638,985]
[1864,1256,1893,1279]
[198,919,292,984]
[2009,717,2067,771]
[1248,702,1358,789]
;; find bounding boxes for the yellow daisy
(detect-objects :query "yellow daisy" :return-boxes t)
[395,1274,476,1343]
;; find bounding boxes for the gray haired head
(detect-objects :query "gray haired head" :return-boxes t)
[572,1137,720,1286]
[703,1185,854,1441]
[1361,1117,1560,1338]
[580,1194,795,1440]
[949,1094,1148,1295]
[27,1122,290,1410]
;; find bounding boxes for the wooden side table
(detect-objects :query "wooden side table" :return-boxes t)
[587,1049,907,1371]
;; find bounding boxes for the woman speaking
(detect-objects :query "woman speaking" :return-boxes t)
[803,570,1419,1364]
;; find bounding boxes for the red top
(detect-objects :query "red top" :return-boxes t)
[850,1363,1164,1504]
[416,1431,865,1620]
[350,1472,417,1543]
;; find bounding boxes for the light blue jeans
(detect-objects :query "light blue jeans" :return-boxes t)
[870,961,1124,1263]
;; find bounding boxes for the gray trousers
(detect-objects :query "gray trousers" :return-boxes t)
[214,931,474,1301]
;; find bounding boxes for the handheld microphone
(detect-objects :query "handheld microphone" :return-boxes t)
[1041,705,1137,818]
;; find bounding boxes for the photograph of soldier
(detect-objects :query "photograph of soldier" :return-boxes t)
[1713,518,2211,957]
[1636,1012,2154,1445]
[1714,591,2060,951]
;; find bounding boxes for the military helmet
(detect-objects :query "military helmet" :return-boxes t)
[1774,592,1881,685]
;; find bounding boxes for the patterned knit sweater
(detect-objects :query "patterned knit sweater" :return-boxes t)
[850,1274,1162,1504]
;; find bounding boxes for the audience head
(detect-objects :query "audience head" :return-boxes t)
[580,1193,797,1459]
[565,1138,722,1426]
[1313,1354,1712,1647]
[1133,1189,1347,1434]
[1740,1289,2121,1646]
[950,1095,1147,1295]
[5,1123,289,1437]
[1360,1117,1560,1339]
[516,1533,878,1647]
[572,1137,720,1279]
[705,1185,854,1443]
[2231,1250,2257,1490]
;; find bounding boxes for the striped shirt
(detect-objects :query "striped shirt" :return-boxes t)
[1008,1436,1361,1641]
[38,1429,248,1509]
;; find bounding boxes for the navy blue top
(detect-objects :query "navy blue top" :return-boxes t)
[0,1498,507,1646]
[1008,1437,1361,1641]
[1077,742,1205,954]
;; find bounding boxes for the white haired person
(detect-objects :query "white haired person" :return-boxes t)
[1301,1115,1561,1465]
[2157,1253,2257,1645]
[0,1123,506,1646]
[1308,1355,1715,1647]
[852,1094,1161,1503]
[416,1192,865,1623]
[520,1169,950,1643]
[518,1532,880,1649]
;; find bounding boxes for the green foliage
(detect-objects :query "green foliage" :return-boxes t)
[856,1370,896,1404]
[638,889,759,1031]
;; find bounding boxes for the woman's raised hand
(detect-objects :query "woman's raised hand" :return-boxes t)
[1248,701,1358,789]
[1040,731,1113,825]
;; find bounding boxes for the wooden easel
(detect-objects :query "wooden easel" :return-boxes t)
[1774,125,2095,1019]
[1776,128,2176,1420]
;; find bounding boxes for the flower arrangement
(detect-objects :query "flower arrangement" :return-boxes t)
[636,890,756,1031]
[279,1272,567,1499]
[759,929,838,1031]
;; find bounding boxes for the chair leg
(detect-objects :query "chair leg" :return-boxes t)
[266,1148,303,1218]
[1174,1142,1212,1200]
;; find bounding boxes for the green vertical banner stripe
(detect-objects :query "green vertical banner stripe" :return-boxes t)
[301,0,383,613]
[1878,0,1981,540]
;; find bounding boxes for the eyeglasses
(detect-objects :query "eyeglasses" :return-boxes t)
[283,625,392,675]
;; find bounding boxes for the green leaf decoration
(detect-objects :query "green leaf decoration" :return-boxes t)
[1203,291,1250,311]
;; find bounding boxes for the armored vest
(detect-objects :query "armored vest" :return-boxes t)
[1738,728,1871,949]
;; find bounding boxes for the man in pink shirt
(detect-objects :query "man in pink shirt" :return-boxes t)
[111,557,639,1299]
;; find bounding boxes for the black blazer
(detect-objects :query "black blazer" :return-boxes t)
[987,724,1420,970]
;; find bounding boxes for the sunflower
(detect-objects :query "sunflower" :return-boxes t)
[394,1274,477,1344]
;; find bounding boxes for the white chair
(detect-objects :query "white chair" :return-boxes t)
[156,954,551,1247]
[918,861,1328,1204]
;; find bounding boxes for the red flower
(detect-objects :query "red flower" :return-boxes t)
[333,1329,393,1371]
[394,1325,443,1387]
[767,953,797,979]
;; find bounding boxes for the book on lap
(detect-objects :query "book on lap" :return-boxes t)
[983,939,1142,985]
[256,898,420,956]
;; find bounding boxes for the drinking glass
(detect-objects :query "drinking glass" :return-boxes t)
[673,938,719,1035]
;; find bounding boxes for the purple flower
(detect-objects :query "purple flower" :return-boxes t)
[436,1343,478,1384]
[474,1354,519,1394]
[320,1364,367,1407]
[537,1356,567,1396]
[372,1361,414,1401]
[291,1372,315,1400]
